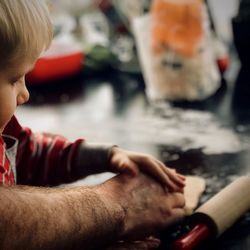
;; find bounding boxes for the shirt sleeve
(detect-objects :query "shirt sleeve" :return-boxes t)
[3,116,115,186]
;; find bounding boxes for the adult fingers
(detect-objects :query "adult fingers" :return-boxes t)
[163,208,186,226]
[166,192,186,209]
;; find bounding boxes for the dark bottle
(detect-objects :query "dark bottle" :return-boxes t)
[232,0,250,66]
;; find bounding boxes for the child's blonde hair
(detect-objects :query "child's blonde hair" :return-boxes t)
[0,0,53,68]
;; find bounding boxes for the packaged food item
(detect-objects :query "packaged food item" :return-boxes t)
[133,0,221,101]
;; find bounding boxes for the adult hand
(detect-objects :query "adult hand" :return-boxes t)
[95,172,185,240]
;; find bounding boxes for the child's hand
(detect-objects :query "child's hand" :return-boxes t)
[109,147,185,192]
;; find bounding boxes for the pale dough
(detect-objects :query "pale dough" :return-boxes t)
[184,176,206,215]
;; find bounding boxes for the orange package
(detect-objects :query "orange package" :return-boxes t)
[151,0,203,57]
[133,0,221,101]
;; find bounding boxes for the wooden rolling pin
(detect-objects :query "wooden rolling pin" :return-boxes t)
[171,176,250,250]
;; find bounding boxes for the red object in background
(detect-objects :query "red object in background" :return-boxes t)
[217,56,230,75]
[94,0,112,10]
[26,40,84,84]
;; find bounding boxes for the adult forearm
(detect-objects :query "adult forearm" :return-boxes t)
[0,185,124,250]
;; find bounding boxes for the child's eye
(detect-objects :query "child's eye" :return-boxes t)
[11,80,18,85]
[10,76,22,85]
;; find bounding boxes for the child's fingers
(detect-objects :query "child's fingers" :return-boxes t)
[119,159,140,177]
[156,160,186,187]
[137,158,177,188]
[163,167,186,188]
[111,152,140,177]
[121,151,185,190]
[166,168,185,184]
[177,174,186,181]
[168,168,186,180]
[132,155,183,189]
[169,168,186,181]
[162,170,185,192]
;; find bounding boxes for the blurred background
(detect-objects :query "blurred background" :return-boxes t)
[19,0,248,149]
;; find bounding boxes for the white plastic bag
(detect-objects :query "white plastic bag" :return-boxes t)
[133,0,220,101]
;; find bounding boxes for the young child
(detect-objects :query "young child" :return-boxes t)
[0,0,185,190]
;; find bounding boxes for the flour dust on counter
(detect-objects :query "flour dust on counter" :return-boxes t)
[16,101,250,157]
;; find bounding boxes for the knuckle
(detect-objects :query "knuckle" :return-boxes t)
[176,193,185,207]
[160,205,172,217]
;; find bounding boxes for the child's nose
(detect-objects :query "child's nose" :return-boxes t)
[17,83,30,105]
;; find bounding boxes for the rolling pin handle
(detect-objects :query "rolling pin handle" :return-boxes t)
[171,223,210,250]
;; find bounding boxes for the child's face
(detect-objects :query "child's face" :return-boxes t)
[0,59,36,134]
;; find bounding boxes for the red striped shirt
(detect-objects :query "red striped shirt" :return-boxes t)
[1,116,84,186]
[0,137,15,186]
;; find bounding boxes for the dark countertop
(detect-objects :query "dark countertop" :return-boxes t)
[22,60,250,250]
